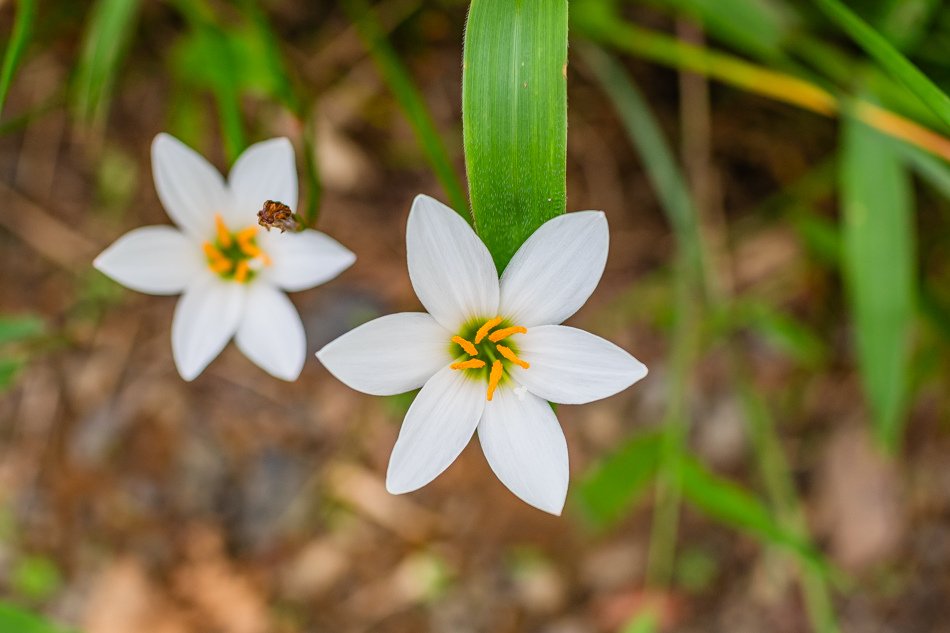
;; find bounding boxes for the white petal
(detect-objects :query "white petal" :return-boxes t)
[478,388,569,515]
[260,229,355,292]
[406,194,499,331]
[94,226,202,295]
[171,273,246,381]
[386,365,485,494]
[227,137,298,227]
[151,133,229,240]
[235,283,306,381]
[500,211,609,327]
[316,313,450,396]
[509,325,648,405]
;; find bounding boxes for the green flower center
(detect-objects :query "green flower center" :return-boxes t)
[448,316,529,400]
[203,214,271,283]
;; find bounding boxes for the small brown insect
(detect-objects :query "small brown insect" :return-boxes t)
[257,200,301,233]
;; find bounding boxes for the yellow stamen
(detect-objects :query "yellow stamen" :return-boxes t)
[209,258,233,274]
[236,226,259,244]
[486,360,503,401]
[488,326,527,343]
[450,359,486,370]
[215,215,232,248]
[474,317,503,344]
[233,260,250,283]
[203,241,223,260]
[451,335,478,356]
[496,344,529,369]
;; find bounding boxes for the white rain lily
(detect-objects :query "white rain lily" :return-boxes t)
[316,195,647,515]
[95,134,355,381]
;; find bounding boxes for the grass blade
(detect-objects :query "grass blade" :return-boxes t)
[463,0,568,269]
[343,0,467,218]
[840,113,915,449]
[813,0,950,130]
[0,0,36,118]
[72,0,141,127]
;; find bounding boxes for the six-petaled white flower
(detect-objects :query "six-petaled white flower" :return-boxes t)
[94,134,355,381]
[316,195,647,515]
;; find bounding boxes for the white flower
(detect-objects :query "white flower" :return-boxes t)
[94,134,355,382]
[316,195,647,515]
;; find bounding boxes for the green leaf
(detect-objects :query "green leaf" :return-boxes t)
[0,357,24,391]
[812,0,950,130]
[0,315,43,345]
[463,0,568,270]
[0,603,71,633]
[840,113,915,449]
[343,0,467,217]
[0,0,36,118]
[732,300,826,367]
[72,0,141,127]
[575,431,664,530]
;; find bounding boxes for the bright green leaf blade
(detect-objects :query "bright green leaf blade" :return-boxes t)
[343,0,467,218]
[0,0,36,118]
[0,314,43,345]
[574,430,664,530]
[812,0,950,130]
[0,603,71,633]
[72,0,141,127]
[840,113,915,449]
[463,0,568,270]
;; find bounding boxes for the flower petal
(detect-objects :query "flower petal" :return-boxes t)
[500,211,608,326]
[260,229,355,292]
[235,283,306,381]
[227,137,298,227]
[406,194,499,331]
[94,226,202,295]
[509,325,647,405]
[316,313,450,396]
[171,273,246,381]
[386,364,485,494]
[152,133,229,240]
[478,388,569,515]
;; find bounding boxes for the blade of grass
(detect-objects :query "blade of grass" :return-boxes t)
[72,0,141,128]
[840,112,916,450]
[0,0,36,119]
[812,0,950,131]
[463,0,568,269]
[343,0,467,219]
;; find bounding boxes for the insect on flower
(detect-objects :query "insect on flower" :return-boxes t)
[257,199,302,233]
[94,134,356,381]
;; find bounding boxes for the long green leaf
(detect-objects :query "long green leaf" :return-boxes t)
[343,0,467,217]
[0,0,36,118]
[813,0,950,130]
[72,0,141,126]
[463,0,568,270]
[575,431,664,530]
[841,113,915,449]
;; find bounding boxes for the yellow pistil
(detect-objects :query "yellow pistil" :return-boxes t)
[451,335,478,356]
[488,326,527,343]
[215,215,233,248]
[474,317,503,343]
[450,359,486,370]
[233,260,250,284]
[495,344,529,369]
[486,360,503,401]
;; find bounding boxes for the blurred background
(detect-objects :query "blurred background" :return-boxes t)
[1,0,950,631]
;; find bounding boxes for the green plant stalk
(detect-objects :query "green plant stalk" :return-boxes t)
[343,0,467,218]
[463,0,568,269]
[812,0,950,131]
[0,0,36,119]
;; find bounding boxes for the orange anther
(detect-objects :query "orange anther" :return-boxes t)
[474,317,503,344]
[214,215,233,248]
[488,326,527,343]
[486,360,503,401]
[203,241,223,260]
[496,345,529,369]
[236,226,258,243]
[209,258,233,274]
[233,260,250,283]
[450,359,486,370]
[451,335,478,356]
